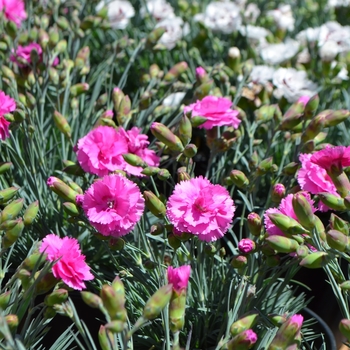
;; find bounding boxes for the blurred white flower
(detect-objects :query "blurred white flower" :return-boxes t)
[319,40,340,61]
[194,1,242,34]
[297,48,312,64]
[272,68,318,103]
[155,16,189,50]
[140,0,175,21]
[244,3,261,23]
[96,0,135,29]
[162,92,186,107]
[249,65,275,85]
[327,0,350,7]
[259,39,300,65]
[239,25,271,45]
[318,22,350,54]
[267,4,295,31]
[296,27,321,45]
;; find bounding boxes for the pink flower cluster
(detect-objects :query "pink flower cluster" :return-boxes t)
[76,126,160,177]
[184,95,241,130]
[81,174,145,237]
[40,234,94,290]
[0,0,27,27]
[264,192,316,236]
[297,148,350,210]
[0,91,16,140]
[166,176,236,242]
[167,265,191,293]
[11,43,59,68]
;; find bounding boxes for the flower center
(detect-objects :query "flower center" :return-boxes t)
[107,200,115,209]
[194,196,207,213]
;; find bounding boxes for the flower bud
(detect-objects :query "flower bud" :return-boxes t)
[0,162,12,174]
[143,284,173,320]
[230,170,249,189]
[330,213,349,236]
[146,27,166,47]
[81,291,103,309]
[54,39,67,54]
[238,239,256,254]
[70,83,89,97]
[267,213,309,235]
[227,329,258,350]
[17,269,33,290]
[53,111,71,139]
[254,105,276,122]
[100,285,125,321]
[327,229,349,252]
[44,289,68,306]
[178,114,192,147]
[149,64,161,78]
[304,94,319,119]
[265,236,299,253]
[0,291,11,310]
[183,144,197,158]
[247,213,262,237]
[268,314,287,327]
[301,113,326,143]
[177,167,191,182]
[164,62,188,82]
[141,167,160,176]
[62,161,85,176]
[292,193,315,229]
[271,184,285,204]
[3,218,24,248]
[324,110,350,127]
[62,202,80,217]
[48,67,59,85]
[282,162,299,176]
[299,252,328,268]
[296,245,309,258]
[190,115,208,128]
[1,198,24,222]
[143,191,166,217]
[269,314,303,349]
[227,47,241,73]
[22,252,46,271]
[150,122,184,152]
[318,192,347,211]
[168,234,181,250]
[256,157,273,175]
[231,255,248,269]
[35,271,58,295]
[340,281,350,291]
[47,176,78,202]
[5,314,18,332]
[23,200,39,226]
[0,219,18,231]
[339,319,350,341]
[0,187,19,204]
[230,312,259,337]
[48,26,59,47]
[98,325,115,350]
[1,65,15,80]
[105,320,125,334]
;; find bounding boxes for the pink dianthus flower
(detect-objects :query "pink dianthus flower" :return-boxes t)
[264,192,316,236]
[166,176,235,242]
[167,265,191,293]
[184,96,241,130]
[310,145,350,172]
[82,174,145,237]
[76,126,129,177]
[0,0,27,27]
[0,90,16,141]
[39,234,94,290]
[298,153,339,211]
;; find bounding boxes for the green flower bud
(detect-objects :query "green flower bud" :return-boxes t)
[146,27,166,47]
[149,64,161,78]
[1,198,24,222]
[169,288,187,333]
[157,169,171,181]
[48,26,59,47]
[45,289,69,306]
[340,281,350,291]
[48,67,59,85]
[35,271,58,295]
[301,113,326,143]
[0,187,19,204]
[57,17,70,30]
[44,306,56,319]
[151,122,184,152]
[230,170,249,189]
[1,65,15,80]
[327,229,349,252]
[256,157,273,175]
[108,237,125,251]
[143,284,173,320]
[330,213,349,236]
[70,83,89,97]
[100,284,127,321]
[164,62,188,82]
[105,320,125,334]
[63,202,80,217]
[168,234,181,250]
[177,167,191,182]
[5,20,17,39]
[190,115,208,128]
[143,191,166,217]
[122,153,147,167]
[81,291,103,309]
[150,223,164,236]
[194,80,213,100]
[54,39,67,54]
[265,236,299,254]
[0,291,11,310]
[179,114,192,147]
[3,218,24,248]
[183,144,197,158]
[53,111,71,139]
[17,269,33,290]
[282,162,299,176]
[299,252,328,269]
[267,213,309,235]
[230,312,259,337]
[0,162,12,174]
[62,161,85,176]
[141,167,160,176]
[318,192,347,211]
[5,314,18,332]
[227,329,257,350]
[247,213,262,237]
[268,314,287,327]
[47,177,78,202]
[23,200,39,226]
[254,105,276,122]
[304,94,319,119]
[98,325,115,350]
[324,109,350,127]
[231,255,248,268]
[22,252,46,271]
[292,192,315,229]
[296,245,309,258]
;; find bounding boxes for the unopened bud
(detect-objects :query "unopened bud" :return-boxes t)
[109,237,125,251]
[63,202,80,216]
[255,105,276,122]
[143,284,173,320]
[168,234,181,250]
[230,312,259,337]
[247,213,262,237]
[98,325,115,350]
[0,291,10,310]
[141,167,160,176]
[147,27,166,47]
[53,111,71,139]
[164,62,188,82]
[45,289,69,306]
[47,176,78,202]
[299,252,328,269]
[318,192,347,211]
[304,94,319,119]
[292,192,315,229]
[54,39,67,53]
[1,198,24,222]
[183,144,197,158]
[230,170,249,189]
[301,113,326,143]
[3,218,24,248]
[81,291,103,309]
[327,229,349,252]
[0,162,12,174]
[330,213,349,236]
[179,114,192,146]
[227,329,258,350]
[256,157,273,175]
[238,238,256,254]
[282,162,299,176]
[339,319,350,341]
[324,109,350,127]
[0,187,19,204]
[267,213,309,235]
[265,236,299,253]
[143,191,166,217]
[70,83,89,97]
[231,255,248,268]
[271,184,285,203]
[5,314,18,331]
[150,122,184,152]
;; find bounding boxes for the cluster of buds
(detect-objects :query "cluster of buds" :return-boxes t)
[112,88,132,126]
